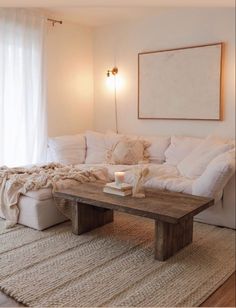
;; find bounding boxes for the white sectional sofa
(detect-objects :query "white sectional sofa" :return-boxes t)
[1,131,235,230]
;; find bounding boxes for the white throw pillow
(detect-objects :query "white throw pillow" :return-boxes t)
[192,149,235,201]
[178,136,234,179]
[142,136,170,164]
[107,139,149,165]
[85,131,123,164]
[165,136,202,166]
[48,134,86,165]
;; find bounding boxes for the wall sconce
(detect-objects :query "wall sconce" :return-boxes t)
[106,66,119,133]
[107,67,118,77]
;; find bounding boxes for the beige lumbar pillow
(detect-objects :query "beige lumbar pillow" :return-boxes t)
[107,139,149,165]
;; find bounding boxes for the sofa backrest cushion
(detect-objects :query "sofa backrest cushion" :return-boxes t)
[141,136,170,164]
[164,136,202,166]
[85,131,123,164]
[177,136,234,179]
[192,149,235,201]
[48,134,86,165]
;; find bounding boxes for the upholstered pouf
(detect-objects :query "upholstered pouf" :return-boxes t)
[0,188,67,230]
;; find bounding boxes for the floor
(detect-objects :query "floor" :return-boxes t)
[0,272,235,307]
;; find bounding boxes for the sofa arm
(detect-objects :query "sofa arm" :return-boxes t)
[192,150,235,201]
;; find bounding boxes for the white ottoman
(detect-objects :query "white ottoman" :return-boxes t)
[0,188,67,230]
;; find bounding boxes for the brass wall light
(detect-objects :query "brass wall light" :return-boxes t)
[107,67,118,77]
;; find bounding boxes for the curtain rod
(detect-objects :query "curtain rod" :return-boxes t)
[47,18,63,26]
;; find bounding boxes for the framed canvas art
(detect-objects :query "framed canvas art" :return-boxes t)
[138,43,223,120]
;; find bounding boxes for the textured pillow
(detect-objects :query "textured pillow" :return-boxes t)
[85,131,123,164]
[192,149,235,201]
[178,136,234,179]
[107,139,149,165]
[48,134,86,165]
[142,136,171,164]
[165,136,202,166]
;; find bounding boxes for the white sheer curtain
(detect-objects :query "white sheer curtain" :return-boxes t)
[0,9,47,167]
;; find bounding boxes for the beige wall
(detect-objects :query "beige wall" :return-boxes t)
[93,8,235,138]
[46,21,94,137]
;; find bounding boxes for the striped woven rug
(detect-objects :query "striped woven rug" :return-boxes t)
[0,213,235,307]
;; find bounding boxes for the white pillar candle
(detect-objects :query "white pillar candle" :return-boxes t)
[114,171,125,185]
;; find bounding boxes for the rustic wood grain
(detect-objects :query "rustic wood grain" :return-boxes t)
[155,217,193,261]
[201,272,236,307]
[72,201,113,235]
[54,182,214,224]
[54,182,214,261]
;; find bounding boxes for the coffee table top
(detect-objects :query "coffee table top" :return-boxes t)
[54,182,214,224]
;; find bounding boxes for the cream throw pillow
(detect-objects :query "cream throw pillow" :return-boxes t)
[107,139,149,165]
[85,131,123,164]
[177,136,234,179]
[142,135,171,164]
[164,136,202,166]
[192,149,235,201]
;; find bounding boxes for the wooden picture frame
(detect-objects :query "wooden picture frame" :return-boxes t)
[138,42,223,120]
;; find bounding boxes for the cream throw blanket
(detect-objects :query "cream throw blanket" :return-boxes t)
[0,163,109,228]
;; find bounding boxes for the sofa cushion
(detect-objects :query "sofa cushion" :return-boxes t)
[124,163,193,195]
[75,163,135,181]
[85,131,123,164]
[107,139,149,165]
[192,149,235,201]
[145,176,193,195]
[164,136,202,166]
[142,136,170,164]
[177,136,234,179]
[48,134,86,165]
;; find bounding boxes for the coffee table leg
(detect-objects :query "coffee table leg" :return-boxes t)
[154,217,193,261]
[72,202,114,235]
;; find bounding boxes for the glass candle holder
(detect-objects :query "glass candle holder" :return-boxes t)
[114,171,125,186]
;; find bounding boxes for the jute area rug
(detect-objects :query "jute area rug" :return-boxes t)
[0,213,235,307]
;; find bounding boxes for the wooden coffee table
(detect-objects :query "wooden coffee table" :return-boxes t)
[54,182,214,261]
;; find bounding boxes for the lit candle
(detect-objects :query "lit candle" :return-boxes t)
[114,171,125,185]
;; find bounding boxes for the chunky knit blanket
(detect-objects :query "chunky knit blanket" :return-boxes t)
[0,163,109,228]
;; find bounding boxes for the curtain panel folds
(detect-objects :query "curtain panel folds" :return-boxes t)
[0,9,47,167]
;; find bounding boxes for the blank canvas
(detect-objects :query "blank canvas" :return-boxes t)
[138,43,222,120]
